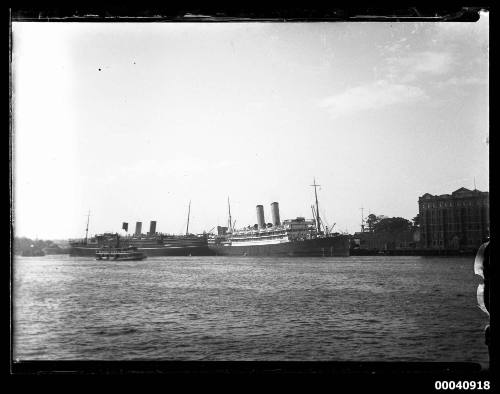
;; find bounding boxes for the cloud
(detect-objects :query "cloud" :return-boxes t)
[386,51,454,82]
[383,37,409,53]
[107,156,238,182]
[435,75,487,88]
[412,52,453,74]
[319,80,427,119]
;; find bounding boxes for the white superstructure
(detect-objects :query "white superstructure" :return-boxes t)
[214,217,319,247]
[208,180,337,249]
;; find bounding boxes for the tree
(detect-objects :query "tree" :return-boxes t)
[373,217,412,234]
[14,237,54,255]
[366,214,379,232]
[412,214,420,228]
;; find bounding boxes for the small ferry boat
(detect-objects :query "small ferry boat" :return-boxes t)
[95,246,147,261]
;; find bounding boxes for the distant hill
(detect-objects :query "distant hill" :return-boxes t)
[50,239,71,248]
[13,237,70,256]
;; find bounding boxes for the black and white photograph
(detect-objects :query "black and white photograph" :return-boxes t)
[10,7,491,381]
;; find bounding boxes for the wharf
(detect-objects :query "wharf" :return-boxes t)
[350,248,476,257]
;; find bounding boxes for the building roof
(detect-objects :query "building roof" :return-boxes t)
[452,187,472,195]
[419,187,488,200]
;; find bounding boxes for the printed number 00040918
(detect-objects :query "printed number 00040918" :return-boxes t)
[435,381,490,390]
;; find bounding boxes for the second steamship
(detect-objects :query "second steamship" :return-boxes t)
[208,180,350,257]
[69,204,213,257]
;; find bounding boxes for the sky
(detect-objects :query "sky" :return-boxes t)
[12,15,489,239]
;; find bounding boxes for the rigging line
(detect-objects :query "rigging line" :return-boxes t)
[185,200,191,235]
[85,210,90,244]
[310,178,322,233]
[227,196,233,232]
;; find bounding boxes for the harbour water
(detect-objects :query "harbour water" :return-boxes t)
[13,255,488,366]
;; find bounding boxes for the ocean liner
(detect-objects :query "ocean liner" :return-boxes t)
[208,180,350,257]
[69,204,213,257]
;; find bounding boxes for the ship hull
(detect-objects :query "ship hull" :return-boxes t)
[70,245,215,257]
[209,235,350,257]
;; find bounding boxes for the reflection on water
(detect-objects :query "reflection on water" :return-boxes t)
[13,255,488,365]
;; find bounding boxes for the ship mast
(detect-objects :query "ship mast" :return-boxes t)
[85,210,90,245]
[360,206,365,232]
[185,200,191,235]
[227,197,233,233]
[311,178,322,234]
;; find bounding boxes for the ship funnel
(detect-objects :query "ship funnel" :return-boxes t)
[256,205,265,229]
[135,221,142,236]
[149,221,157,235]
[271,202,281,226]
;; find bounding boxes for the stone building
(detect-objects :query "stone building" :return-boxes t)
[418,187,489,251]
